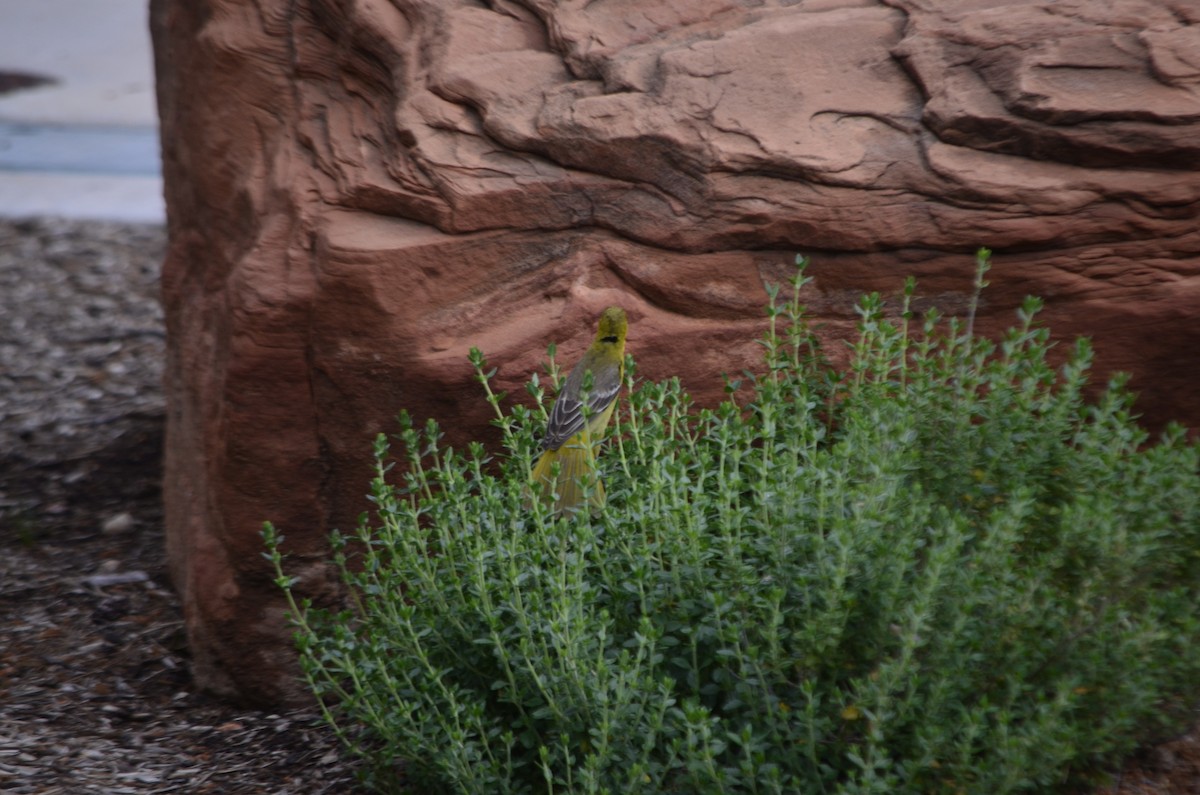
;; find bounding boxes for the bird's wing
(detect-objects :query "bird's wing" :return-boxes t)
[540,351,622,451]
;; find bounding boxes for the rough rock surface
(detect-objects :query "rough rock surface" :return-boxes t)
[151,0,1200,703]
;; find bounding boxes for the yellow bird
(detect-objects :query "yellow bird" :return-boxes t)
[531,306,628,514]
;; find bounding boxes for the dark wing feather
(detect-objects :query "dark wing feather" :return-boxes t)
[540,351,622,451]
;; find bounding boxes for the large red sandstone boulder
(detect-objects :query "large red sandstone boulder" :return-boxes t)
[151,0,1200,704]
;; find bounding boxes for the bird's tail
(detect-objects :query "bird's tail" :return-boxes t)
[530,437,605,515]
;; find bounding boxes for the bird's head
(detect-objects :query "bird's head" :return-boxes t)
[594,306,628,345]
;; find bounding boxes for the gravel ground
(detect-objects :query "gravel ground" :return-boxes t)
[0,216,1196,794]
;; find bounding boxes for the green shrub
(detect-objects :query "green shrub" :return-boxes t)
[264,252,1200,794]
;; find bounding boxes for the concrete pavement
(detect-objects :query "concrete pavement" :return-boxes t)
[0,0,164,222]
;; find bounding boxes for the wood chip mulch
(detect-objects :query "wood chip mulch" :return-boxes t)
[0,527,358,794]
[0,218,367,794]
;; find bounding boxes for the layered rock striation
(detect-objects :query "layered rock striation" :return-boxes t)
[152,0,1200,703]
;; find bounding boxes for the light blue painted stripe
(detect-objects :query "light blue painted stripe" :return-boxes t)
[0,122,160,176]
